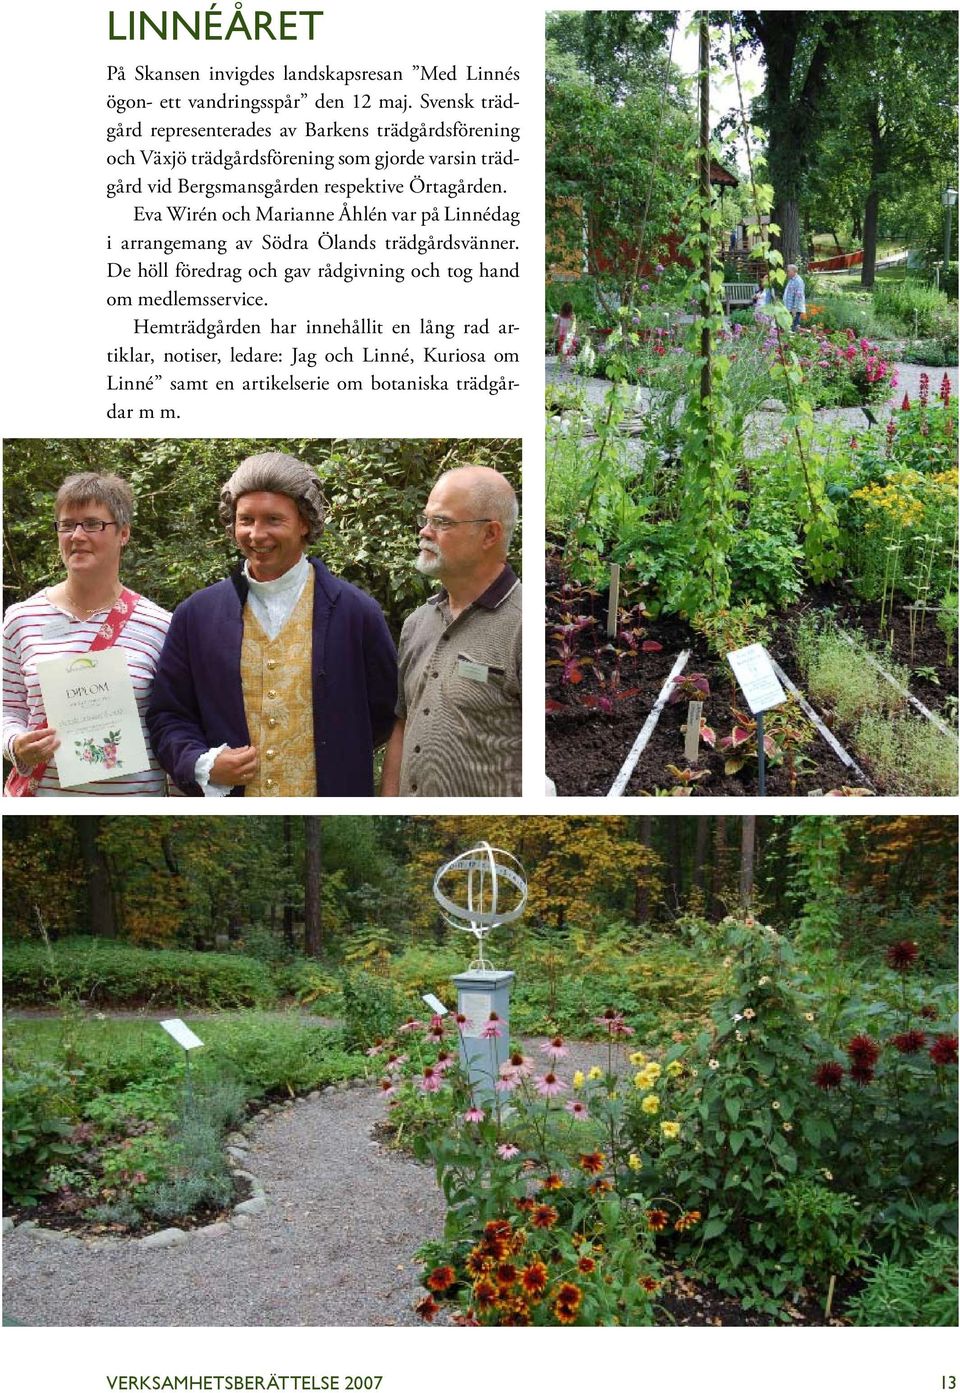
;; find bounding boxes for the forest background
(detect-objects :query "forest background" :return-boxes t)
[2,438,522,639]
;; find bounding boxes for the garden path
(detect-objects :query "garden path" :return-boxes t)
[3,1038,617,1328]
[3,1083,446,1327]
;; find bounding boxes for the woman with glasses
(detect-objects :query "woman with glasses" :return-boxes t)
[2,472,170,795]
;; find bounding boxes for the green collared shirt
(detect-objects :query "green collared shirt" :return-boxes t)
[396,565,521,797]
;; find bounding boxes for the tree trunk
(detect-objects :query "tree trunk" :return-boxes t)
[635,815,654,924]
[303,817,323,958]
[282,816,295,948]
[693,817,709,899]
[860,101,884,288]
[776,198,801,268]
[75,816,117,938]
[740,816,756,910]
[710,816,727,920]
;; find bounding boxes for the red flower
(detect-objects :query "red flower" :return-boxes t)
[530,1203,559,1230]
[426,1265,456,1293]
[891,1030,926,1054]
[416,1294,440,1322]
[647,1208,670,1232]
[577,1255,597,1274]
[813,1061,844,1090]
[577,1151,606,1175]
[885,940,918,971]
[901,392,911,410]
[473,1277,500,1311]
[846,1034,881,1067]
[930,1034,959,1067]
[638,1275,660,1292]
[849,1063,875,1086]
[519,1260,549,1296]
[920,1004,939,1021]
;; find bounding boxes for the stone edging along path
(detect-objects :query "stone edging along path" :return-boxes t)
[3,1078,368,1253]
[3,1077,450,1326]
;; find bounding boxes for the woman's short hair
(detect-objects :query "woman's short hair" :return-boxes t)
[218,452,325,542]
[55,473,135,529]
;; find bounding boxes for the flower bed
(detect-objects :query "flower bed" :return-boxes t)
[377,916,957,1326]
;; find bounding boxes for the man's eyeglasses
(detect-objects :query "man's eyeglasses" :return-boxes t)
[54,520,121,534]
[417,514,492,532]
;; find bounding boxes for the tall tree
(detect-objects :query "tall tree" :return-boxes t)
[739,815,756,909]
[303,818,323,958]
[737,11,856,265]
[75,816,117,938]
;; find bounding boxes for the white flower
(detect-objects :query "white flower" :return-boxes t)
[804,1012,815,1022]
[732,1013,744,1024]
[743,1008,756,1020]
[782,1122,793,1132]
[772,1100,781,1110]
[708,1059,720,1070]
[758,976,771,987]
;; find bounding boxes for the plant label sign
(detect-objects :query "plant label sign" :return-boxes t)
[422,993,448,1016]
[727,644,787,715]
[160,1018,204,1051]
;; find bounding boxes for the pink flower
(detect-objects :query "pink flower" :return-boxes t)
[495,1075,519,1094]
[497,1143,520,1159]
[398,1018,426,1034]
[594,1010,635,1037]
[919,371,930,405]
[378,1078,395,1097]
[463,1107,486,1123]
[534,1072,568,1098]
[418,1067,443,1093]
[541,1036,568,1060]
[384,1053,408,1072]
[480,1013,505,1039]
[564,1099,589,1119]
[365,1043,384,1057]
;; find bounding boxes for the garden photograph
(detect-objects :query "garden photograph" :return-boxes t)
[3,812,957,1328]
[545,11,959,796]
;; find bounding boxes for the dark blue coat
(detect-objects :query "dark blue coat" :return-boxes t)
[146,558,397,796]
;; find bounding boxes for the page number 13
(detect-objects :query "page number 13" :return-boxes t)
[942,1378,956,1390]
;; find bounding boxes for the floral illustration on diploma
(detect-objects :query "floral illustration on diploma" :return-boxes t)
[74,730,123,770]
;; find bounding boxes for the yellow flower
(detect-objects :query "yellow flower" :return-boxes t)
[587,1066,603,1081]
[641,1094,660,1116]
[660,1121,681,1140]
[634,1071,651,1092]
[665,1060,683,1079]
[572,1070,585,1090]
[628,1153,643,1172]
[643,1062,662,1082]
[629,1051,647,1067]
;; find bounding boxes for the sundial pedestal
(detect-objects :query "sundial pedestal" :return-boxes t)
[452,968,516,1105]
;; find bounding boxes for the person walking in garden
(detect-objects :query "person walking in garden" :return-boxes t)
[783,263,806,330]
[380,465,521,798]
[2,472,171,796]
[147,452,397,797]
[553,300,577,360]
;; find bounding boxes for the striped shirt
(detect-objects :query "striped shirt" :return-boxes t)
[3,590,171,796]
[396,566,521,797]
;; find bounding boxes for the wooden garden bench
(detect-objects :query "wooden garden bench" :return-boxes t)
[722,282,759,313]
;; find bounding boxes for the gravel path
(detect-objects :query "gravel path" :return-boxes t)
[3,1085,446,1328]
[2,1037,625,1328]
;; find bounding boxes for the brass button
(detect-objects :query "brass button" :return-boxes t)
[267,689,277,700]
[267,717,278,729]
[265,748,276,760]
[267,658,277,670]
[265,777,274,789]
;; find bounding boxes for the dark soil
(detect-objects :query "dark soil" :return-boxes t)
[656,1262,863,1327]
[545,558,957,798]
[3,1170,252,1238]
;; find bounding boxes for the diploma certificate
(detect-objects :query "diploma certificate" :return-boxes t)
[35,647,150,788]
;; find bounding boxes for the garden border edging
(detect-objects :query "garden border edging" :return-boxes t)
[1,1078,372,1252]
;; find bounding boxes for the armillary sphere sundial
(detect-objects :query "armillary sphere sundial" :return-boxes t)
[433,842,527,971]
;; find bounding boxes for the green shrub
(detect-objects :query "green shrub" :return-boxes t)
[846,1235,959,1326]
[339,970,405,1051]
[793,621,907,728]
[203,1013,364,1096]
[2,1062,81,1205]
[873,281,951,337]
[3,939,277,1009]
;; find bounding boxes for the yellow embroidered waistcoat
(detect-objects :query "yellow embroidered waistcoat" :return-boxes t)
[240,568,316,796]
